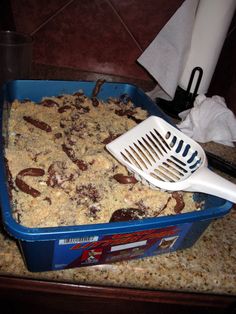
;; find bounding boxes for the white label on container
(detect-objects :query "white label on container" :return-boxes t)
[59,236,99,245]
[110,240,147,252]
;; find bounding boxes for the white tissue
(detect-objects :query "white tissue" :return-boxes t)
[177,95,236,147]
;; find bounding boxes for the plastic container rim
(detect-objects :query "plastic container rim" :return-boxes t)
[0,80,232,242]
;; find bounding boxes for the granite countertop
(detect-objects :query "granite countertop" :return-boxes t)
[0,64,236,295]
[0,205,235,295]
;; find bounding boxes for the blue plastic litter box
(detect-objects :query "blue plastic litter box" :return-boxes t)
[0,80,232,272]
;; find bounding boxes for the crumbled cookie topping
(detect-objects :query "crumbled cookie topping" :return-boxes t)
[5,89,201,227]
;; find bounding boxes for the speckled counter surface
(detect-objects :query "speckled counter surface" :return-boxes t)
[0,64,236,296]
[0,203,236,295]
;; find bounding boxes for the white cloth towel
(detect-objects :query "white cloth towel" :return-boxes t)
[177,95,236,147]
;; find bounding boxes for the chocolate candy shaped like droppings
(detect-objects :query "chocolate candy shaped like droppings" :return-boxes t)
[115,108,143,124]
[15,177,40,198]
[62,144,88,171]
[4,157,16,199]
[40,99,59,107]
[15,168,45,198]
[115,109,135,117]
[110,208,146,222]
[58,105,71,113]
[17,168,45,177]
[127,115,144,124]
[23,116,52,132]
[76,159,88,171]
[92,79,106,97]
[172,192,185,213]
[91,97,99,107]
[62,144,76,161]
[113,173,138,184]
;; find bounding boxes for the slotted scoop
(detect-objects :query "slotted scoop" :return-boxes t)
[106,116,236,203]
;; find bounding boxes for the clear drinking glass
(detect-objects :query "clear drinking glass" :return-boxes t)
[0,31,33,86]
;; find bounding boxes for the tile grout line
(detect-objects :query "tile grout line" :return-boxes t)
[30,0,75,36]
[106,0,143,53]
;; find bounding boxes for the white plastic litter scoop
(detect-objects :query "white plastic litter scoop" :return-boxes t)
[106,116,236,203]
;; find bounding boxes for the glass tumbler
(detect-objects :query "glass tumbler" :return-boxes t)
[0,31,33,86]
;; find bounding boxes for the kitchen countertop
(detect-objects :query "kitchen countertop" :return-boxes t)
[0,63,236,296]
[0,205,236,295]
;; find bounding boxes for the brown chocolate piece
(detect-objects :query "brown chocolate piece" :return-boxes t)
[15,180,41,198]
[115,109,135,117]
[128,115,143,124]
[62,144,76,161]
[23,116,52,132]
[4,157,16,198]
[62,144,88,171]
[17,168,45,177]
[91,97,99,107]
[15,167,45,198]
[58,105,71,113]
[76,159,88,171]
[92,79,106,97]
[40,99,59,107]
[115,108,143,123]
[113,173,138,184]
[172,192,185,213]
[109,207,146,222]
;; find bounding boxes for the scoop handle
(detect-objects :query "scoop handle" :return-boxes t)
[190,167,236,203]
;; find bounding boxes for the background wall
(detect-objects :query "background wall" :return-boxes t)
[8,0,184,81]
[1,0,236,114]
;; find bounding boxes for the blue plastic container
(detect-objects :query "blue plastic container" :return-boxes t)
[0,80,232,272]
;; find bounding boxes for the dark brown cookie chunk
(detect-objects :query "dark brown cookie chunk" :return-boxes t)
[110,207,146,222]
